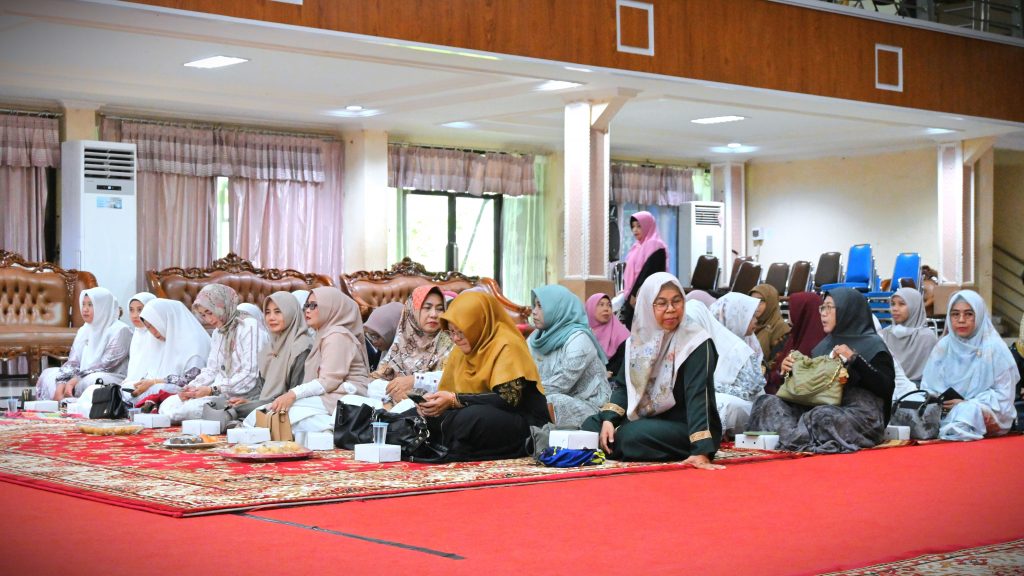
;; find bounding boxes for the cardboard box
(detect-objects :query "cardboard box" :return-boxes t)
[181,419,221,436]
[227,427,271,444]
[884,425,910,441]
[133,413,171,428]
[549,430,600,450]
[303,432,334,451]
[354,443,401,462]
[735,433,781,451]
[23,400,59,412]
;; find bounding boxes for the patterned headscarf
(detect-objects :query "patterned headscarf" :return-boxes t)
[374,286,454,380]
[192,284,242,373]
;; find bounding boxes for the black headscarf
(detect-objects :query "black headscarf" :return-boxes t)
[811,288,888,362]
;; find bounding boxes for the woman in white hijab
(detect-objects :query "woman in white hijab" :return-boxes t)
[881,288,938,384]
[126,298,212,404]
[237,303,269,340]
[709,292,764,362]
[921,290,1019,441]
[36,287,132,401]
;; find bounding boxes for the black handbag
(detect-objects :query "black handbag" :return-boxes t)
[889,389,942,440]
[333,402,448,462]
[89,380,129,420]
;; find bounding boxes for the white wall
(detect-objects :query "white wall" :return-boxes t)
[746,147,939,279]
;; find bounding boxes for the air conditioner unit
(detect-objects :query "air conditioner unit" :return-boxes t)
[61,140,138,310]
[678,201,725,285]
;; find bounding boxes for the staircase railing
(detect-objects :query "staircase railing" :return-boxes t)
[993,244,1024,335]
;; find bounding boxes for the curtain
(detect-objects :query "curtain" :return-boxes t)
[611,163,694,206]
[501,157,548,305]
[388,144,536,196]
[136,172,216,284]
[0,114,59,260]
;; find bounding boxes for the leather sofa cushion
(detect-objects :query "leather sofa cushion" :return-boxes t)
[0,325,78,348]
[158,271,331,308]
[0,267,72,327]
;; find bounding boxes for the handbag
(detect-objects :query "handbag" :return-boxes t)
[333,402,448,462]
[89,380,129,420]
[254,409,294,441]
[777,351,846,407]
[889,389,941,440]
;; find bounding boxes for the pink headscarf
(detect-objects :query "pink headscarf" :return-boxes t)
[622,211,668,296]
[585,293,630,359]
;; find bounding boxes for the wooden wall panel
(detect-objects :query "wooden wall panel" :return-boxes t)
[129,0,1024,123]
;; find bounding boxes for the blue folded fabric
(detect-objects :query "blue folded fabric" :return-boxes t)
[537,446,606,467]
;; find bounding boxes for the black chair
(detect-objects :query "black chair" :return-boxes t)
[728,256,754,287]
[813,252,843,291]
[786,260,811,296]
[764,262,790,295]
[685,255,719,293]
[730,261,762,295]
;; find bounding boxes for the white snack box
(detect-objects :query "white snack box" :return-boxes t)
[413,371,442,394]
[734,433,781,451]
[227,427,271,444]
[304,432,334,451]
[354,443,401,463]
[884,425,911,441]
[549,430,600,450]
[23,400,59,412]
[66,402,90,417]
[181,419,221,436]
[133,413,171,428]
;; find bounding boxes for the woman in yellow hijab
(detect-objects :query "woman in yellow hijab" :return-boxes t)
[417,291,548,461]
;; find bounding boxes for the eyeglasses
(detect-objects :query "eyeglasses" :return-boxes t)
[302,301,319,311]
[449,327,466,341]
[652,297,684,312]
[949,311,975,320]
[818,304,836,314]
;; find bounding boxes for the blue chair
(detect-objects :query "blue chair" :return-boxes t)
[865,252,922,324]
[821,244,875,292]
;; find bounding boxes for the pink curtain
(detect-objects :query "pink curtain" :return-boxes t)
[0,114,59,260]
[136,172,216,283]
[217,130,324,182]
[611,163,694,206]
[388,144,536,196]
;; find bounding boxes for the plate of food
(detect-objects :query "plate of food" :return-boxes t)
[163,434,225,449]
[77,420,145,436]
[219,440,313,462]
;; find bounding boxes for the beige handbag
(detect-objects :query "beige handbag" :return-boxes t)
[777,351,847,407]
[254,408,294,441]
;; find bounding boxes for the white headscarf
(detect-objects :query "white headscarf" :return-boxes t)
[78,287,129,368]
[709,292,764,363]
[237,303,269,339]
[685,300,755,392]
[625,272,710,420]
[881,288,938,382]
[137,298,212,380]
[291,290,310,310]
[124,292,157,383]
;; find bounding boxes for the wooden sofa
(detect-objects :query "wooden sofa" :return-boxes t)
[340,258,530,324]
[0,250,98,383]
[147,253,334,308]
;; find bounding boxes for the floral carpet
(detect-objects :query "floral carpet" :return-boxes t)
[0,415,801,517]
[823,538,1024,575]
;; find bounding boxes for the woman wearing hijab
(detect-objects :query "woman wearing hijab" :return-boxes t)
[880,288,938,384]
[127,298,212,408]
[685,290,717,307]
[764,292,827,395]
[363,302,404,371]
[37,287,133,401]
[119,292,156,396]
[747,288,896,454]
[920,290,1019,441]
[237,302,270,340]
[581,273,723,467]
[246,287,371,433]
[1014,315,1024,413]
[415,291,548,462]
[529,285,611,427]
[749,284,791,373]
[158,284,267,423]
[709,293,764,355]
[619,211,668,329]
[371,285,453,402]
[585,293,630,377]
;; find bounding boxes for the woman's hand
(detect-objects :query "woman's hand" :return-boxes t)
[599,421,616,454]
[417,391,454,418]
[385,375,415,402]
[780,353,796,376]
[629,295,637,307]
[942,398,963,411]
[682,454,725,471]
[832,344,856,363]
[269,391,296,413]
[131,379,156,397]
[227,397,247,407]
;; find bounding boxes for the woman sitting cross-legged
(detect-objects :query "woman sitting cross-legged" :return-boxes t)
[529,285,611,427]
[126,298,211,409]
[415,291,549,462]
[585,293,630,378]
[920,290,1019,441]
[37,287,133,401]
[371,285,453,402]
[581,273,724,468]
[747,288,896,454]
[880,287,938,385]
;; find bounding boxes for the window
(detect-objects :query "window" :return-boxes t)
[215,176,231,258]
[399,189,502,279]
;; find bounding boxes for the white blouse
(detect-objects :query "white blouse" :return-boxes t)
[186,316,267,398]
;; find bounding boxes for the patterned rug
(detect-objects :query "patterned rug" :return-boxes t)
[823,538,1024,575]
[0,416,801,517]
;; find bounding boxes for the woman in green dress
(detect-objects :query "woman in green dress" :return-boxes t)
[581,272,724,469]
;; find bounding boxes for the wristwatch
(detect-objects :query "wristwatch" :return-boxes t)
[210,385,221,396]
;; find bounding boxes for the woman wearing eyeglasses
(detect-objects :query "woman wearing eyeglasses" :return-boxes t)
[920,290,1018,441]
[581,273,724,468]
[747,288,896,453]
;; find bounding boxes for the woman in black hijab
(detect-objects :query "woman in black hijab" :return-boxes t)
[747,288,895,453]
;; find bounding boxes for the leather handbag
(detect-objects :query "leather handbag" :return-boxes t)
[889,389,941,440]
[254,409,294,441]
[333,402,448,462]
[777,351,846,407]
[89,380,129,420]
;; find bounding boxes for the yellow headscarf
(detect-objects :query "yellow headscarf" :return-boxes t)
[438,292,542,394]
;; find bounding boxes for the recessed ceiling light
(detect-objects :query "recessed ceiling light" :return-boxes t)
[535,80,583,92]
[441,121,478,129]
[564,66,592,73]
[925,127,957,135]
[711,144,757,154]
[345,105,364,112]
[325,108,381,118]
[183,56,248,69]
[727,142,743,149]
[691,115,746,125]
[382,43,501,61]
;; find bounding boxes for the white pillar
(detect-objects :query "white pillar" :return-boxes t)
[342,130,389,272]
[712,162,746,283]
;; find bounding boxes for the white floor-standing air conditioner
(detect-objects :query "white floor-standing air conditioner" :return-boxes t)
[677,201,724,285]
[61,140,138,311]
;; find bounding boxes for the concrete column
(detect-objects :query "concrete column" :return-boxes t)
[967,139,995,305]
[712,162,746,284]
[341,129,389,272]
[60,101,99,142]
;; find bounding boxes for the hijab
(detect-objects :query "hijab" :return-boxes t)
[78,287,129,369]
[529,285,607,363]
[880,288,938,382]
[192,284,242,373]
[138,298,211,380]
[778,292,827,360]
[585,293,629,360]
[685,300,755,391]
[812,288,888,361]
[375,285,454,379]
[750,284,791,358]
[237,303,269,338]
[921,290,1019,400]
[625,272,710,420]
[257,292,313,401]
[685,290,717,307]
[438,291,541,395]
[304,287,369,387]
[124,292,157,383]
[291,290,310,310]
[364,302,404,350]
[622,211,669,296]
[709,292,763,361]
[1017,312,1024,357]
